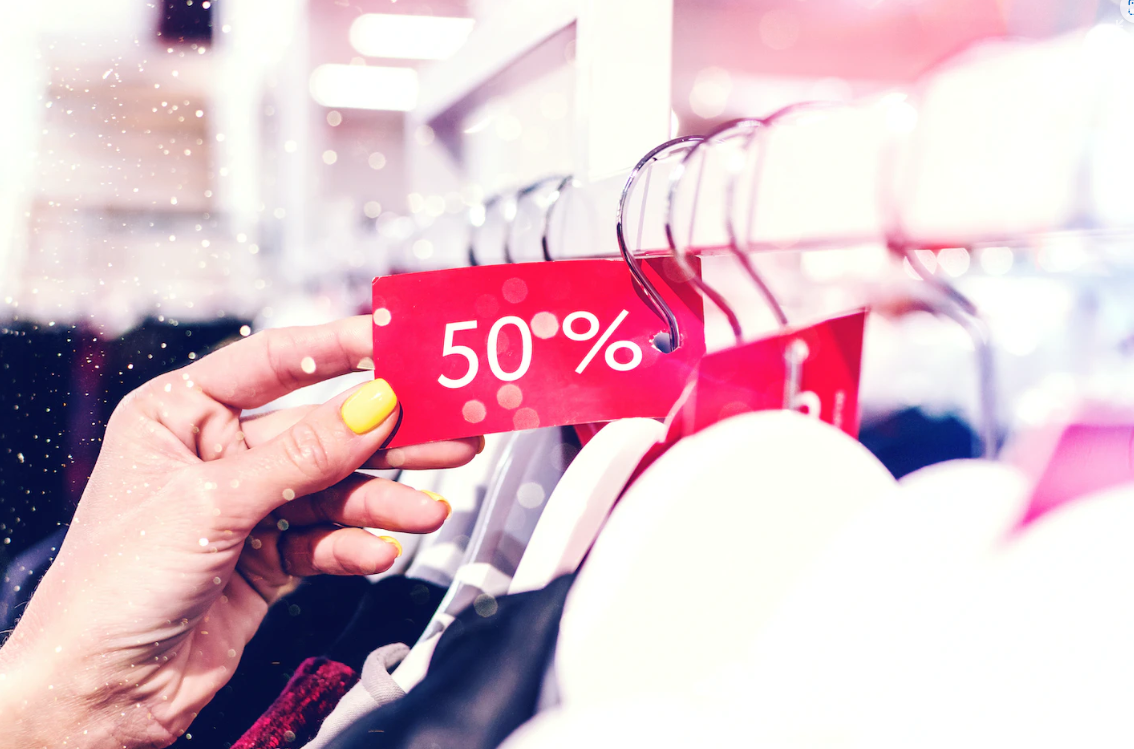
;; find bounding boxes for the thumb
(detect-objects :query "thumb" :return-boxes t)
[217,378,400,521]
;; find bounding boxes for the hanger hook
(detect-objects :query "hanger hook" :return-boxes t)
[739,103,845,255]
[665,118,789,344]
[724,120,792,328]
[507,176,569,264]
[542,175,578,262]
[468,195,499,267]
[616,136,705,353]
[499,193,519,264]
[737,103,852,316]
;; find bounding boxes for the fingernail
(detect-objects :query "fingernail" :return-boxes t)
[476,435,486,455]
[341,379,398,435]
[422,490,452,519]
[377,535,403,558]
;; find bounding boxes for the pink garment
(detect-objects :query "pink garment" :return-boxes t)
[1018,423,1134,528]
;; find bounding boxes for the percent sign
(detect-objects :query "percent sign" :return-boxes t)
[563,310,643,374]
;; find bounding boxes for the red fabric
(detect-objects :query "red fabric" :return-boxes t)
[230,656,358,749]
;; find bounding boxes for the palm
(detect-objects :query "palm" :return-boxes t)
[52,398,293,743]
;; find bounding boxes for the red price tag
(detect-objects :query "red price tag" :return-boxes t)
[626,311,867,488]
[669,310,867,442]
[373,258,706,447]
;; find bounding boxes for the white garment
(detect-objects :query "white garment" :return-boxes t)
[510,418,664,594]
[554,411,896,708]
[507,464,1134,749]
[719,459,1031,746]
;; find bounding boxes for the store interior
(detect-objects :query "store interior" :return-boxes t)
[4,0,1134,746]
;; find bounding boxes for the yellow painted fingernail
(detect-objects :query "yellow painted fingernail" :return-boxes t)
[378,535,403,558]
[423,490,452,519]
[341,379,398,435]
[476,435,486,455]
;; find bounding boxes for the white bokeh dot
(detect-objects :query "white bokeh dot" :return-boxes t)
[517,481,546,509]
[531,311,559,339]
[463,400,487,423]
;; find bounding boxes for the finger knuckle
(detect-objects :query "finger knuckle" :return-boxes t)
[262,328,303,391]
[281,422,335,480]
[112,378,163,418]
[332,533,368,576]
[277,531,309,577]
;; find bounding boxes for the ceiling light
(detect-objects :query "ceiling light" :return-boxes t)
[309,64,418,111]
[349,14,474,60]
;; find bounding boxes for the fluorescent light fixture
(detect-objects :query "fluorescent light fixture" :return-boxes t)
[309,64,418,111]
[349,14,474,60]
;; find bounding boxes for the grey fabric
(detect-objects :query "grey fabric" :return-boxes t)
[303,643,410,749]
[361,643,410,705]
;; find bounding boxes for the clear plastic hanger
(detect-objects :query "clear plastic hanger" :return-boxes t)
[392,427,579,691]
[393,178,584,690]
[510,174,666,595]
[402,435,508,589]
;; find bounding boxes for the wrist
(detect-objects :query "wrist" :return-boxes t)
[0,657,82,748]
[0,619,116,749]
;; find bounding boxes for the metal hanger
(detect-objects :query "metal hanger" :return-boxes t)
[664,117,819,410]
[879,92,999,459]
[541,175,579,262]
[470,176,571,266]
[467,195,498,267]
[506,175,570,263]
[615,135,705,353]
[663,117,788,342]
[469,192,518,266]
[663,106,844,334]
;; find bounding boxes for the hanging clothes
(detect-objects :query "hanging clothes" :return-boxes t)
[230,657,359,749]
[858,407,980,479]
[318,574,574,749]
[0,323,83,559]
[225,575,447,748]
[304,645,411,749]
[172,575,372,748]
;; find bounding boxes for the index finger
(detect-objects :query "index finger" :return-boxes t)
[186,316,374,409]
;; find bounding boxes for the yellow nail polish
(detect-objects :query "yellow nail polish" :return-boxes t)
[341,379,398,435]
[378,535,403,558]
[476,435,486,455]
[423,490,452,519]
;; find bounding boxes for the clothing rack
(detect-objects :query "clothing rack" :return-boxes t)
[397,22,1134,274]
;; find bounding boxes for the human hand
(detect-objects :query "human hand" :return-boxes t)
[0,316,480,748]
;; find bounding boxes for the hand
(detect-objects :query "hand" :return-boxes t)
[0,316,480,748]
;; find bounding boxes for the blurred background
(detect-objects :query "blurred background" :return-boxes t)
[0,0,1123,565]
